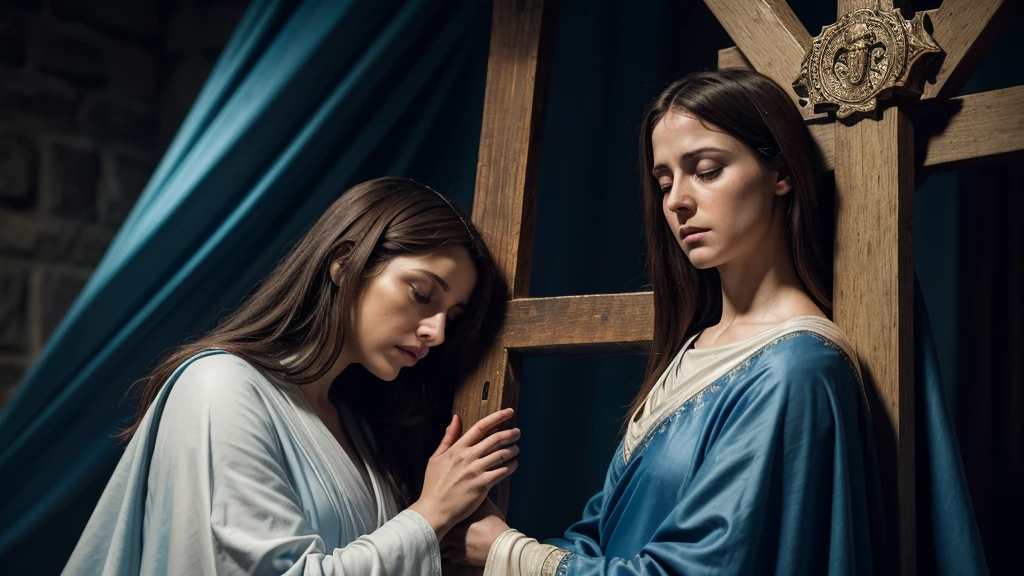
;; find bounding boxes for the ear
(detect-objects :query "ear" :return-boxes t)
[774,173,793,196]
[328,241,355,286]
[772,156,793,196]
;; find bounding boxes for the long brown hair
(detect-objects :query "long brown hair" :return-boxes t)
[629,69,830,423]
[120,177,503,504]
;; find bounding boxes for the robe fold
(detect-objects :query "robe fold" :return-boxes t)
[486,317,884,575]
[64,350,442,576]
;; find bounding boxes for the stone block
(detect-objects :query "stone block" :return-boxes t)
[0,132,38,210]
[0,210,114,266]
[98,153,151,227]
[7,0,42,12]
[40,29,108,89]
[45,141,98,219]
[0,263,29,352]
[0,362,25,412]
[0,81,79,130]
[40,267,89,341]
[108,39,158,102]
[80,96,155,148]
[52,0,161,46]
[0,16,27,68]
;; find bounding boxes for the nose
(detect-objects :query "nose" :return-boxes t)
[663,181,696,217]
[417,312,446,346]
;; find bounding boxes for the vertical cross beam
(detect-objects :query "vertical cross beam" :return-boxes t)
[834,2,916,575]
[452,0,556,511]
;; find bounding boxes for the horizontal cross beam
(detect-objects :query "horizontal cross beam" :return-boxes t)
[503,292,654,354]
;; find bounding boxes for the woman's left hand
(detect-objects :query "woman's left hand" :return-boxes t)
[441,498,510,566]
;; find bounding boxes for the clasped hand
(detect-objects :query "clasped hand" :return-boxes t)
[409,408,519,542]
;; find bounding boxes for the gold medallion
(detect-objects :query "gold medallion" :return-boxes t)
[794,8,941,119]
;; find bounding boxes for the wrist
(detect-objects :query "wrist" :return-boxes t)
[484,519,512,546]
[408,500,454,540]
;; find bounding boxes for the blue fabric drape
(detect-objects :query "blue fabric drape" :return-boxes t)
[915,279,988,574]
[0,0,488,570]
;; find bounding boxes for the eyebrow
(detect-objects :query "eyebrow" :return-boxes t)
[415,269,451,292]
[652,146,730,174]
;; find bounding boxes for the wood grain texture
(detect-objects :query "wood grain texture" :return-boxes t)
[808,122,836,172]
[833,104,916,576]
[918,85,1024,170]
[717,46,753,70]
[453,0,555,442]
[703,0,814,116]
[469,0,555,299]
[504,292,654,354]
[922,0,1014,100]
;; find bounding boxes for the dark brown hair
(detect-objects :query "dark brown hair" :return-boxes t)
[630,69,830,423]
[120,177,503,504]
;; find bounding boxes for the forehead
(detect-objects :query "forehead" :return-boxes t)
[385,245,477,296]
[651,111,738,159]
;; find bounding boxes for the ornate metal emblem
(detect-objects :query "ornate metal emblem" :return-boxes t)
[793,8,941,119]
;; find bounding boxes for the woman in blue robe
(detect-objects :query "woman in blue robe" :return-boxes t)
[445,70,887,575]
[64,178,521,575]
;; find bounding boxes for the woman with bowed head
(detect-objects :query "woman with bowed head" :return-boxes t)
[446,70,885,575]
[64,177,520,575]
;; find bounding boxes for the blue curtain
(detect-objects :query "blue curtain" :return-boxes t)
[0,0,488,571]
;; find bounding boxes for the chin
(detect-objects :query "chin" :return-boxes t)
[366,361,402,382]
[681,247,717,270]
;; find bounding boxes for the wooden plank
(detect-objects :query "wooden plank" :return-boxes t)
[703,0,818,118]
[452,0,555,433]
[922,0,1014,100]
[468,0,554,299]
[717,46,752,70]
[918,85,1024,171]
[797,87,1024,175]
[833,103,916,575]
[809,122,835,172]
[504,292,654,354]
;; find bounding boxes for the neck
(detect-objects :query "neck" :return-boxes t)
[301,346,353,407]
[715,226,803,327]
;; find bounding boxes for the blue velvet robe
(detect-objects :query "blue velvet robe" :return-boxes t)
[546,329,885,575]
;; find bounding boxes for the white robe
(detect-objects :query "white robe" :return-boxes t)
[64,350,441,575]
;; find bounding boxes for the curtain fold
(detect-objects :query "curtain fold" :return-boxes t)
[0,0,488,569]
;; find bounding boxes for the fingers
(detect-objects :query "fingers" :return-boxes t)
[455,408,514,448]
[433,415,462,457]
[477,445,520,471]
[479,459,519,487]
[468,427,520,460]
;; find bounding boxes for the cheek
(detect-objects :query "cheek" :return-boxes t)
[717,176,771,231]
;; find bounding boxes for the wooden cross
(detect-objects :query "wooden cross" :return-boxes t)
[452,0,1024,574]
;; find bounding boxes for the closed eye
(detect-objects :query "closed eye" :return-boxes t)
[697,167,722,182]
[411,285,430,304]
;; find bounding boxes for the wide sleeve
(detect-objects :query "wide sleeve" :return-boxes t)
[143,355,441,576]
[486,347,877,576]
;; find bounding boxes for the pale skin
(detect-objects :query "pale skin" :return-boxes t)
[299,244,521,542]
[445,110,825,566]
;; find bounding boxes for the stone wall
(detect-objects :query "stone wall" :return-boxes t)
[0,0,248,410]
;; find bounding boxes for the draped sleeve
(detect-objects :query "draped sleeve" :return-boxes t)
[64,352,442,576]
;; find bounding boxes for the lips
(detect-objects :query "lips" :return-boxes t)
[397,345,428,363]
[679,226,709,242]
